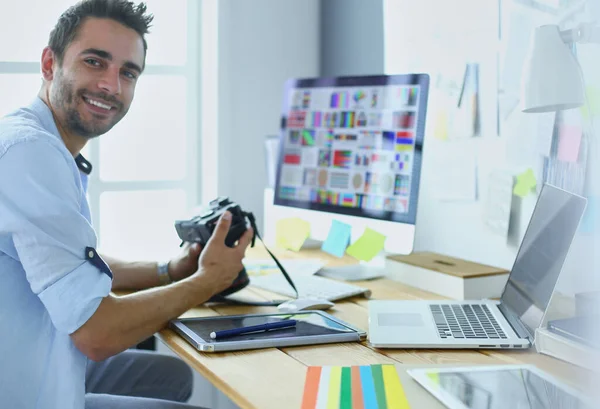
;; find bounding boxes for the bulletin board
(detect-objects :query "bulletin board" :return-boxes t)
[383,0,596,286]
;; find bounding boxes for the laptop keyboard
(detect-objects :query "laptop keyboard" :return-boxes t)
[430,304,507,339]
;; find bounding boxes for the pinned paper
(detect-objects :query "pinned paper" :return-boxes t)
[276,218,310,251]
[513,168,536,198]
[484,170,514,238]
[345,228,386,262]
[321,220,352,258]
[430,142,478,201]
[536,112,556,156]
[557,124,583,163]
[580,197,599,234]
[301,364,410,409]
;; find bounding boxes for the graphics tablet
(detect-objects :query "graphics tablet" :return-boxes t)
[407,364,594,409]
[169,311,367,352]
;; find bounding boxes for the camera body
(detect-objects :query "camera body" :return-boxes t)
[174,197,253,298]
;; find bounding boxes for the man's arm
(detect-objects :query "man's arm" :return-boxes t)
[102,242,203,291]
[71,213,252,362]
[71,274,213,361]
[102,255,163,290]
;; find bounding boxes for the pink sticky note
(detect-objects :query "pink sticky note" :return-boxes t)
[557,125,582,162]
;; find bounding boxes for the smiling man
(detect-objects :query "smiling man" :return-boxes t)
[0,1,252,409]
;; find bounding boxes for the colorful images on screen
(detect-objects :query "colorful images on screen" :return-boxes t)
[353,90,366,104]
[333,150,352,169]
[398,86,418,106]
[330,91,349,109]
[302,130,315,146]
[279,84,420,216]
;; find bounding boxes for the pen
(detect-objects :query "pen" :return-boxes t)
[210,319,297,340]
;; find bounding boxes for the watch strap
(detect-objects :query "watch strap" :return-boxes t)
[157,261,172,285]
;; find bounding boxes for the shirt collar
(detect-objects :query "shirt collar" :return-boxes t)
[29,97,93,175]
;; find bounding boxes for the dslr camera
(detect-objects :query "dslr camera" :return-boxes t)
[174,197,257,299]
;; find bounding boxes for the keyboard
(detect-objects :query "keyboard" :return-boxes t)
[250,274,371,301]
[430,304,507,340]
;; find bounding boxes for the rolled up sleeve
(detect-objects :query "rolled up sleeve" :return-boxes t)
[0,138,111,334]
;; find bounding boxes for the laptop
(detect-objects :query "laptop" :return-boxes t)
[368,184,587,349]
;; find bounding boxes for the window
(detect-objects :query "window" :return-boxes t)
[0,0,200,262]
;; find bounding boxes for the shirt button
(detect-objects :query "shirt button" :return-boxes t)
[88,250,95,258]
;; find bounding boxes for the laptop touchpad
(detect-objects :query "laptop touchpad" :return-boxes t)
[378,313,424,327]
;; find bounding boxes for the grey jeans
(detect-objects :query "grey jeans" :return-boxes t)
[85,349,207,409]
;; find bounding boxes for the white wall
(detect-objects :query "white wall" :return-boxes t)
[381,0,600,296]
[212,0,321,232]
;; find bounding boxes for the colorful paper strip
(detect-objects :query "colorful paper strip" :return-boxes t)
[303,365,411,409]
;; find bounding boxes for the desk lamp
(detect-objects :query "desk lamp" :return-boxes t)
[521,23,590,113]
[521,0,600,113]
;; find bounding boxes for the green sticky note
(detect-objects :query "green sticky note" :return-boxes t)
[345,228,386,261]
[513,168,536,198]
[275,218,310,251]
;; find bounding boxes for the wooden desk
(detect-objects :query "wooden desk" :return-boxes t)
[156,248,590,409]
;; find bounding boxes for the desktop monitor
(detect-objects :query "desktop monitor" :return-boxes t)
[272,74,430,255]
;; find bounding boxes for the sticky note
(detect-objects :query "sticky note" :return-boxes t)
[345,228,386,261]
[513,168,536,198]
[557,124,583,163]
[433,110,448,140]
[275,218,310,251]
[581,86,600,120]
[321,220,351,258]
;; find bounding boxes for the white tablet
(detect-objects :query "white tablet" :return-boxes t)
[407,364,594,409]
[169,311,367,352]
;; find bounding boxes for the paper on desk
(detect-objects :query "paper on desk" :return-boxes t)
[301,364,410,409]
[484,170,514,238]
[345,228,386,262]
[513,168,537,198]
[321,220,351,258]
[429,143,478,201]
[276,217,310,251]
[243,258,325,277]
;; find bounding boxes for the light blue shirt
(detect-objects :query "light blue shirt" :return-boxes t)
[0,98,112,409]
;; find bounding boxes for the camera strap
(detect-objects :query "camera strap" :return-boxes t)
[245,212,299,298]
[208,212,300,307]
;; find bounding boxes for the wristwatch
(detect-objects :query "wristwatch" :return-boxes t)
[157,261,172,285]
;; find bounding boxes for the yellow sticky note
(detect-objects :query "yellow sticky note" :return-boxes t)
[433,110,449,140]
[513,168,536,198]
[345,228,386,261]
[275,218,310,251]
[581,86,600,120]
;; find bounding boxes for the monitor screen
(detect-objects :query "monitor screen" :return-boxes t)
[501,185,587,337]
[274,74,430,225]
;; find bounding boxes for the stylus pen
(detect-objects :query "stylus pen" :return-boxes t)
[209,319,297,339]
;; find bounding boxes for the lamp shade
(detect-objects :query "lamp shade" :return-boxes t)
[521,25,585,113]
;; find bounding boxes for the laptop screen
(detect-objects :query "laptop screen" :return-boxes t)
[501,184,587,337]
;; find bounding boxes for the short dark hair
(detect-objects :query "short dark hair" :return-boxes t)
[48,0,154,66]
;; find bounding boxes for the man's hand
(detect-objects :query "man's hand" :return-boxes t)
[192,211,254,296]
[167,242,203,282]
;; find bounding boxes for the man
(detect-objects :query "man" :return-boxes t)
[0,1,252,408]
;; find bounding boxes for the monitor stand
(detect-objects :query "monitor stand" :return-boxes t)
[317,253,387,282]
